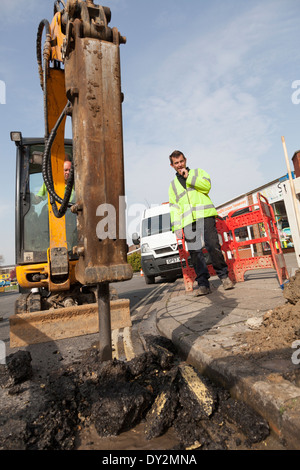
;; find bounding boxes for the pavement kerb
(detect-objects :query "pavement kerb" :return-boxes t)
[154,278,300,450]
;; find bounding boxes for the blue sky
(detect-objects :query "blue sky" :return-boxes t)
[1,0,300,265]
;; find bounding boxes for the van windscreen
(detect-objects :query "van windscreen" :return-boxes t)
[142,213,171,237]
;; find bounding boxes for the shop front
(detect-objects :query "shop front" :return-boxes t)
[252,176,295,252]
[217,174,295,255]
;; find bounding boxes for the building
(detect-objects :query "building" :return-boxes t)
[216,173,297,258]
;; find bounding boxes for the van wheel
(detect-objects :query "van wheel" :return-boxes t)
[144,275,155,285]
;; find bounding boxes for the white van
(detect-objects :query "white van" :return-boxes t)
[132,203,182,284]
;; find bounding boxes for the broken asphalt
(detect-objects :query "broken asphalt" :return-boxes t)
[147,252,300,450]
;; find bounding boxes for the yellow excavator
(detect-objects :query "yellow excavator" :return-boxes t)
[10,0,132,360]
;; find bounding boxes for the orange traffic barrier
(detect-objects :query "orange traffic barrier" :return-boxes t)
[177,192,289,291]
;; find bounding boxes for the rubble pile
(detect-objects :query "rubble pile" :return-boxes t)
[0,336,270,450]
[284,269,300,305]
[240,270,300,355]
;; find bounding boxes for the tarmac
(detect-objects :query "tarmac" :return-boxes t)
[2,253,300,450]
[146,252,300,450]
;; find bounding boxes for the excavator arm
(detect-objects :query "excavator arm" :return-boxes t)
[11,0,132,360]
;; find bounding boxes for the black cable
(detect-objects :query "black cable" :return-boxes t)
[54,0,66,14]
[42,101,74,218]
[37,14,73,219]
[36,19,51,139]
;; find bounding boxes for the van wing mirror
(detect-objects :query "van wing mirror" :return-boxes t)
[132,232,140,245]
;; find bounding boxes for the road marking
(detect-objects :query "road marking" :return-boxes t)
[112,329,126,361]
[111,329,120,360]
[179,364,214,417]
[112,283,169,361]
[131,283,167,319]
[123,326,135,361]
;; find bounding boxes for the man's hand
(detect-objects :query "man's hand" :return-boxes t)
[178,168,189,178]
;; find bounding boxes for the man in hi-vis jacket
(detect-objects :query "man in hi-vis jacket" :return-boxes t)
[168,150,234,296]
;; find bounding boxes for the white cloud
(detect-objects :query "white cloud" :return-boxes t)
[122,1,299,209]
[1,0,40,24]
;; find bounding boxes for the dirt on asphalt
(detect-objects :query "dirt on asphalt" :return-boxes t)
[0,334,276,451]
[237,269,300,387]
[2,272,299,451]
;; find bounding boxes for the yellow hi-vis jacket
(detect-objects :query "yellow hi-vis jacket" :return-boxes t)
[168,168,218,232]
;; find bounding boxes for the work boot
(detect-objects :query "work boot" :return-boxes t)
[194,285,211,296]
[221,277,234,290]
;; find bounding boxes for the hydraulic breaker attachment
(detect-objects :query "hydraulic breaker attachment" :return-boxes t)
[63,3,130,286]
[62,1,132,359]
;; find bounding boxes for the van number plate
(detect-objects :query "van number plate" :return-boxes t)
[166,257,180,264]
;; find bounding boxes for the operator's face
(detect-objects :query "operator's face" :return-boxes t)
[64,161,72,183]
[170,155,186,172]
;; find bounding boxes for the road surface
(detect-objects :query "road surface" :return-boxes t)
[0,274,170,364]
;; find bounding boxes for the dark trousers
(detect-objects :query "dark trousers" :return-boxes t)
[184,217,228,287]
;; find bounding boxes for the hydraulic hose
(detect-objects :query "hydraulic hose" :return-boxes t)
[54,0,66,15]
[37,16,73,219]
[42,101,74,218]
[36,19,51,139]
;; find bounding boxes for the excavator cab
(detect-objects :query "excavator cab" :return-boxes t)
[11,134,78,293]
